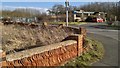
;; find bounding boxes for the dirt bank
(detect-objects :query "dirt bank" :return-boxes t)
[1,24,77,54]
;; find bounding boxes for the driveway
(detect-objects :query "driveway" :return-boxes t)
[78,23,119,66]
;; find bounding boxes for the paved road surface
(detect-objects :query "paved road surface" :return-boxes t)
[70,23,119,66]
[78,23,119,66]
[54,23,119,66]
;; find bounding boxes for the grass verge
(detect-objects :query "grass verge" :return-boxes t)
[49,22,86,25]
[64,38,104,67]
[106,25,120,30]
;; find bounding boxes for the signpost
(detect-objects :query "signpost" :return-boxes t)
[65,0,69,26]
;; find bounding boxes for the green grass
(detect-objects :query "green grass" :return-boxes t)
[49,22,86,25]
[105,21,120,30]
[97,25,120,30]
[107,25,120,30]
[64,38,104,67]
[69,22,86,25]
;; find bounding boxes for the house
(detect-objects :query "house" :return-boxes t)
[73,10,107,22]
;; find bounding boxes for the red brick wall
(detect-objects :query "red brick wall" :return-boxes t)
[0,51,6,66]
[1,27,86,66]
[5,43,79,66]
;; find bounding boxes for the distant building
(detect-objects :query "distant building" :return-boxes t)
[1,17,38,23]
[73,10,107,22]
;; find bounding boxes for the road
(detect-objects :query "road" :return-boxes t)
[78,23,119,66]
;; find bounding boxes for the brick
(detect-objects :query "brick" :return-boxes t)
[0,61,6,66]
[31,55,37,61]
[37,60,44,66]
[41,58,50,66]
[43,51,50,57]
[20,59,27,66]
[41,52,51,59]
[49,58,56,65]
[32,55,42,65]
[3,33,85,67]
[60,55,64,61]
[66,44,77,52]
[0,52,6,58]
[70,51,77,57]
[77,35,84,56]
[62,54,68,61]
[0,62,1,66]
[6,61,13,66]
[30,57,37,66]
[56,48,63,55]
[79,27,87,36]
[41,54,47,59]
[65,52,71,60]
[52,49,59,55]
[37,54,44,60]
[12,60,22,66]
[57,55,63,63]
[47,51,53,57]
[57,56,61,63]
[21,58,32,66]
[60,48,65,54]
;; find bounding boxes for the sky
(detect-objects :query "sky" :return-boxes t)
[1,2,90,12]
[1,1,119,11]
[2,2,89,9]
[1,0,119,9]
[1,0,119,2]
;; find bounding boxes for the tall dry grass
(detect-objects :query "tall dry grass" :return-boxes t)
[2,24,74,54]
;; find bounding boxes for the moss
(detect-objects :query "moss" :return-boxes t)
[64,38,104,67]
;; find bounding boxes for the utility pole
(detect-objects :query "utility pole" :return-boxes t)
[65,0,69,26]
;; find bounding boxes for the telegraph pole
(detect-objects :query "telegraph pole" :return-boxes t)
[65,0,69,26]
